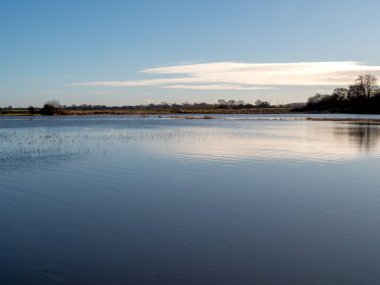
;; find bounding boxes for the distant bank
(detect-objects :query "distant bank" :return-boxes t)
[0,107,293,116]
[2,74,379,116]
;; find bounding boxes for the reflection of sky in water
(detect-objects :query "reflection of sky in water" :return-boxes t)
[142,122,380,162]
[1,115,380,285]
[1,117,379,170]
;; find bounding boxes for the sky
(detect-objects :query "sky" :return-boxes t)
[1,0,380,107]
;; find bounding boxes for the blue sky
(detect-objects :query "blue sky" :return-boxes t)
[1,0,380,107]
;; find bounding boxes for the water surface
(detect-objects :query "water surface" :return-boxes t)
[1,115,380,284]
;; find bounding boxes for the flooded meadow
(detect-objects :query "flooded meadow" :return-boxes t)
[1,114,380,284]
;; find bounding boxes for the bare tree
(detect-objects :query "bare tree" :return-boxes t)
[227,100,236,106]
[348,84,366,99]
[255,99,270,108]
[40,100,62,115]
[217,99,227,106]
[28,106,36,115]
[355,75,377,99]
[332,88,348,99]
[45,100,61,108]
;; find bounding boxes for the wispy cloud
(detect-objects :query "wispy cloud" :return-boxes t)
[72,61,380,90]
[76,90,125,95]
[163,84,272,90]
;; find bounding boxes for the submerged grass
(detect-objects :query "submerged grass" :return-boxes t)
[305,117,380,123]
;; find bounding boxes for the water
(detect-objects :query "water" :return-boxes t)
[1,114,380,284]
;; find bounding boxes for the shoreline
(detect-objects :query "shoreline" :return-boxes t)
[1,108,293,116]
[2,107,380,117]
[305,117,380,123]
[2,113,380,123]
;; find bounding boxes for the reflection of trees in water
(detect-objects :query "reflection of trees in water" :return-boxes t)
[334,124,380,153]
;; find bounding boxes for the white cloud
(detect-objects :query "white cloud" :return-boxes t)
[73,78,197,87]
[77,90,125,95]
[72,61,380,90]
[163,84,272,90]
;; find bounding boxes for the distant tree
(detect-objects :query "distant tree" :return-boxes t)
[218,99,227,106]
[302,74,380,113]
[28,106,36,115]
[355,74,377,99]
[332,88,348,99]
[227,100,236,106]
[307,93,323,105]
[40,100,61,115]
[45,100,61,108]
[255,100,270,107]
[348,84,366,99]
[217,99,228,109]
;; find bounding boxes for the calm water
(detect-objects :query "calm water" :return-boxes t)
[1,114,380,285]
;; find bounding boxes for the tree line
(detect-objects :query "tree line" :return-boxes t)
[1,99,273,115]
[3,75,379,115]
[300,75,380,113]
[62,99,272,111]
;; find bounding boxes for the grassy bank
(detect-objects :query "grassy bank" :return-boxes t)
[63,107,292,115]
[0,109,39,116]
[1,107,292,116]
[305,117,380,123]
